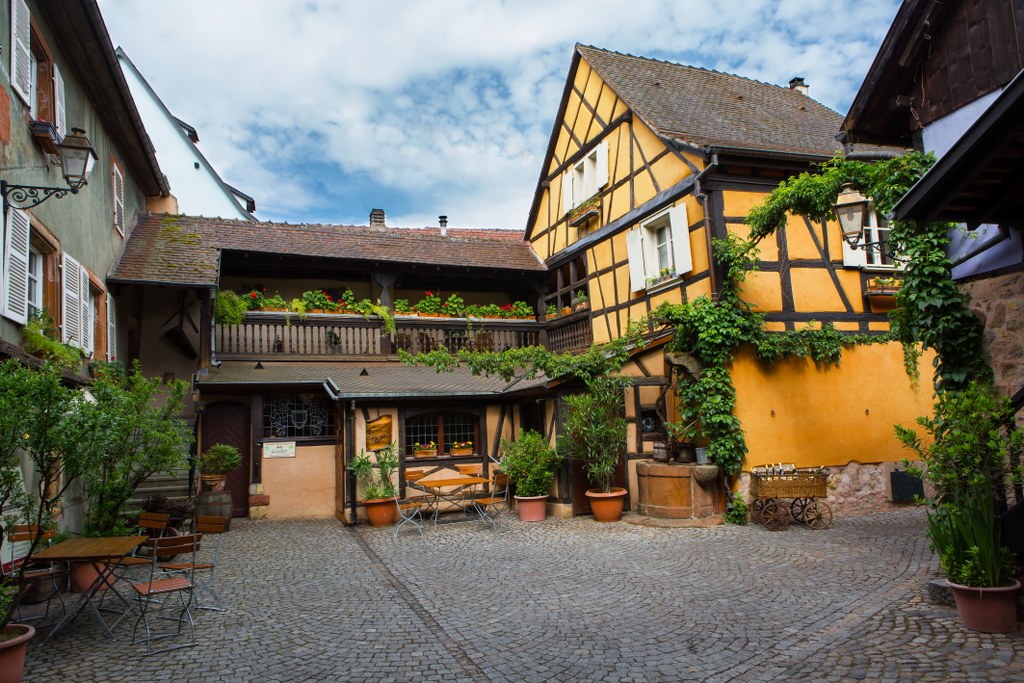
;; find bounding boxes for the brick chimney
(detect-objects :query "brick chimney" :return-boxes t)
[369,208,386,228]
[788,77,809,96]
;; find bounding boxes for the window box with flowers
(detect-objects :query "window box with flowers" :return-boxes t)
[414,291,442,317]
[450,440,474,456]
[572,290,589,312]
[393,298,416,316]
[301,289,339,313]
[259,293,290,312]
[443,293,464,318]
[568,195,601,227]
[413,441,437,458]
[865,276,902,295]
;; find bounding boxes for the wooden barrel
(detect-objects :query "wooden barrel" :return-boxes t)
[196,491,234,529]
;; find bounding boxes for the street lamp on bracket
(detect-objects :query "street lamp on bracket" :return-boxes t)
[1,127,97,213]
[834,183,887,252]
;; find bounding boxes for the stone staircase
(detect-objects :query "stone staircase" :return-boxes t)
[124,469,193,514]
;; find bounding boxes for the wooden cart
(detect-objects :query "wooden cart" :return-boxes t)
[750,469,832,531]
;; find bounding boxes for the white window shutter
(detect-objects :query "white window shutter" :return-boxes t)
[113,164,125,235]
[669,204,693,275]
[626,227,647,292]
[53,64,67,138]
[62,252,81,347]
[2,208,30,324]
[841,237,867,268]
[595,142,609,189]
[80,269,92,355]
[562,171,574,214]
[106,293,117,361]
[10,0,32,104]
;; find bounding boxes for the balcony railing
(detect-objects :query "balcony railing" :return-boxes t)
[214,312,576,359]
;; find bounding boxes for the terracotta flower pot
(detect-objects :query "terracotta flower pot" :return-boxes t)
[71,561,116,592]
[200,474,227,492]
[585,487,627,522]
[515,495,548,522]
[948,579,1021,633]
[0,624,35,683]
[364,498,398,527]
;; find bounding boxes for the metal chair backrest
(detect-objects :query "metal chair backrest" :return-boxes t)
[146,533,202,562]
[492,472,509,497]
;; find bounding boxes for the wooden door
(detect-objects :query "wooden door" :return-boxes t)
[201,401,251,518]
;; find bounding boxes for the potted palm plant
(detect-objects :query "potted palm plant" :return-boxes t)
[500,430,563,522]
[348,442,399,526]
[558,376,629,522]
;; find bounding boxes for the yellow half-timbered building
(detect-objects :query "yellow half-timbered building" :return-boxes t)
[528,45,935,515]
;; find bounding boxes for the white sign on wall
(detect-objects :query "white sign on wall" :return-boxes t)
[263,442,296,459]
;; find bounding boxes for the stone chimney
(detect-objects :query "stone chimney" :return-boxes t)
[788,77,809,96]
[439,215,448,237]
[369,208,386,228]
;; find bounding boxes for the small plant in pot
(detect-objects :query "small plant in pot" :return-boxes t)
[500,430,563,522]
[558,376,630,522]
[199,444,242,492]
[348,442,399,526]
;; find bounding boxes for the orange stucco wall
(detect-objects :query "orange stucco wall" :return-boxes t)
[263,444,335,518]
[732,343,935,470]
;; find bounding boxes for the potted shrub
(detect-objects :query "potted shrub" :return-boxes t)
[443,293,464,318]
[393,298,415,316]
[509,300,535,319]
[896,381,1022,632]
[572,290,589,312]
[260,292,289,311]
[199,443,242,492]
[558,376,629,521]
[500,430,563,522]
[301,289,338,313]
[348,442,399,526]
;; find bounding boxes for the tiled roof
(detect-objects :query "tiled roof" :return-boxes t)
[578,45,844,156]
[198,361,549,398]
[109,214,544,286]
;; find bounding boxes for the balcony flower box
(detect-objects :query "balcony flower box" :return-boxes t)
[568,196,601,227]
[450,447,473,456]
[866,277,902,295]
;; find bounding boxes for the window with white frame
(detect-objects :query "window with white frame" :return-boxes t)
[27,247,42,319]
[626,203,693,292]
[842,210,895,269]
[563,141,609,212]
[10,0,66,137]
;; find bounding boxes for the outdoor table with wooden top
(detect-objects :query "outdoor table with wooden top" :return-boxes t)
[408,475,489,523]
[33,535,147,644]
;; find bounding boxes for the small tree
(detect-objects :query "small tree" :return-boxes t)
[557,376,629,493]
[71,361,193,535]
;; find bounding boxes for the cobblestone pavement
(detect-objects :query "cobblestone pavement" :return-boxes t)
[22,508,1024,682]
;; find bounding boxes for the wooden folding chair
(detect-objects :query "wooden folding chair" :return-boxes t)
[130,533,202,655]
[160,516,227,611]
[4,525,67,622]
[471,472,509,529]
[116,512,171,572]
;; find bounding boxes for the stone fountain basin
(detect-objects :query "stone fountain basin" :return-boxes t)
[692,465,720,486]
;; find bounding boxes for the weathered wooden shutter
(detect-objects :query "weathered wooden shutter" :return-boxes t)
[595,142,609,188]
[2,208,31,324]
[626,227,647,292]
[562,171,574,213]
[62,252,81,346]
[10,0,32,104]
[53,63,67,138]
[669,203,693,275]
[106,293,117,361]
[113,163,125,235]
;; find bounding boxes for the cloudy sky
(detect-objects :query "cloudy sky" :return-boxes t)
[98,0,900,229]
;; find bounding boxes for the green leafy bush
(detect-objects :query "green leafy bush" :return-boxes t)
[200,443,242,474]
[500,430,563,498]
[21,311,82,368]
[927,482,1015,587]
[215,290,248,324]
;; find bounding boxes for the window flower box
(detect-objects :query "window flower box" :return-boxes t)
[866,276,902,295]
[568,196,601,227]
[413,441,437,458]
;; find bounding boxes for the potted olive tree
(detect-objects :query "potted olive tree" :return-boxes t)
[558,376,630,522]
[199,444,242,492]
[348,442,399,526]
[896,382,1022,632]
[500,430,563,522]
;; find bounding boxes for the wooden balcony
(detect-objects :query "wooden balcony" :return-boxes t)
[214,311,593,360]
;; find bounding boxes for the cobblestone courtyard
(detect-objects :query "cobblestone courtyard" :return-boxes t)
[23,508,1024,682]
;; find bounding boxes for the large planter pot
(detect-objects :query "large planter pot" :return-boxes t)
[200,474,227,492]
[70,561,116,592]
[947,579,1021,633]
[364,498,398,527]
[0,624,35,683]
[514,495,548,522]
[585,487,627,522]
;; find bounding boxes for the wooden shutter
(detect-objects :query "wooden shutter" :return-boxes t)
[80,269,92,354]
[626,227,647,292]
[112,163,125,235]
[10,0,32,104]
[53,63,67,138]
[669,203,693,275]
[562,171,574,214]
[62,252,81,346]
[2,208,30,324]
[106,293,117,361]
[595,142,609,188]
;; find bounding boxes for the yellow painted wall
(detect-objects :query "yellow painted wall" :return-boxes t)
[263,445,336,519]
[731,344,935,470]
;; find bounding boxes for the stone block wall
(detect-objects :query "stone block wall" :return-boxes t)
[959,271,1024,418]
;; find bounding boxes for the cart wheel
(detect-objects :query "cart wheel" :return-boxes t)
[790,498,808,522]
[760,500,789,531]
[803,500,833,530]
[752,498,765,513]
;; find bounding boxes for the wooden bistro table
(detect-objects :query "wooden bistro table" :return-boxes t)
[410,475,489,524]
[33,535,147,644]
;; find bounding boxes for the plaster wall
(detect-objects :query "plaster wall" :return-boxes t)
[262,444,335,519]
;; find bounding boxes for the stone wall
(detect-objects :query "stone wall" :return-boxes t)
[959,271,1024,414]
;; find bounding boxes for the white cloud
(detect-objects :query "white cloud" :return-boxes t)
[99,0,900,227]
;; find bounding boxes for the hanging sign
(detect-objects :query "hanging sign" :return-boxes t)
[263,442,296,458]
[366,416,393,451]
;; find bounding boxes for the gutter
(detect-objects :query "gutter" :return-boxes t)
[695,154,720,295]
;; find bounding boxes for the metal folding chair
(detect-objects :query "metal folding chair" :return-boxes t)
[4,525,67,622]
[392,487,427,538]
[130,533,202,655]
[160,515,227,611]
[471,472,509,529]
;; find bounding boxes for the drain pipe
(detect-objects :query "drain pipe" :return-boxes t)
[346,400,357,525]
[695,154,720,296]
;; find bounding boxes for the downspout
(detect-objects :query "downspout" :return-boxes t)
[695,154,719,296]
[209,289,221,367]
[346,400,357,525]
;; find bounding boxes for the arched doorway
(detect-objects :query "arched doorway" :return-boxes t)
[201,401,251,518]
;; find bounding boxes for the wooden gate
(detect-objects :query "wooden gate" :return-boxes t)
[201,401,251,518]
